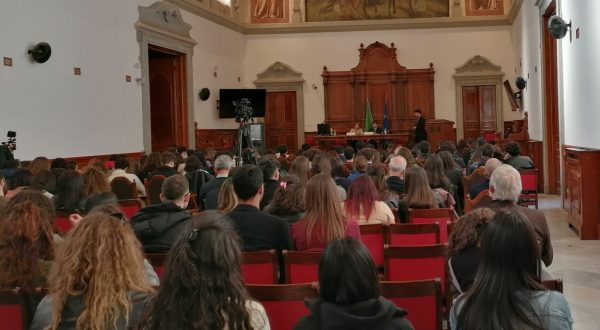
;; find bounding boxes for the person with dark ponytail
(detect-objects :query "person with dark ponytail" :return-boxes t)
[450,210,573,330]
[137,211,270,330]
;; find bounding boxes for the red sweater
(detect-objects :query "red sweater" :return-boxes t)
[291,218,361,251]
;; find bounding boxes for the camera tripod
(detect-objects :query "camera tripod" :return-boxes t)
[235,123,257,166]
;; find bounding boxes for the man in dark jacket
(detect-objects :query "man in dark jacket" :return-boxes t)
[413,109,427,143]
[198,154,233,210]
[257,157,280,210]
[386,155,406,194]
[227,164,292,252]
[149,151,178,178]
[130,174,191,253]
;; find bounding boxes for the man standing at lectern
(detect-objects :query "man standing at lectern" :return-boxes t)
[413,109,427,143]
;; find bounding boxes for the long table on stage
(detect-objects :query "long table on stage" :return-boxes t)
[313,133,410,148]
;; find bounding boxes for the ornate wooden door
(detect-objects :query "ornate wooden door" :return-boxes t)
[265,91,297,151]
[462,85,496,139]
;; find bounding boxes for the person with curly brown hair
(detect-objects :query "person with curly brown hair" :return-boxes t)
[448,208,495,293]
[264,174,306,226]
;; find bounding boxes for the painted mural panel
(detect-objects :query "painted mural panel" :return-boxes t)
[305,0,450,22]
[465,0,504,16]
[251,0,290,23]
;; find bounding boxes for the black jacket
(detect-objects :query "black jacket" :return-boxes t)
[260,179,280,210]
[295,297,414,330]
[198,176,227,210]
[227,204,292,251]
[130,202,191,253]
[386,176,405,194]
[149,166,178,178]
[414,116,427,143]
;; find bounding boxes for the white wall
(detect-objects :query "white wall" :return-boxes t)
[244,26,519,133]
[511,1,544,140]
[559,0,600,148]
[0,0,247,160]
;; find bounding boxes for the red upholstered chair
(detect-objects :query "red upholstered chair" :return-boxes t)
[464,189,491,213]
[118,199,145,219]
[384,245,448,297]
[482,130,497,142]
[359,224,385,266]
[54,210,76,234]
[104,161,115,170]
[408,208,454,243]
[283,251,322,284]
[145,175,166,205]
[519,169,539,209]
[246,284,318,330]
[462,167,486,202]
[0,288,34,330]
[145,253,168,280]
[542,278,564,293]
[387,223,440,246]
[242,250,279,284]
[380,280,443,330]
[110,177,138,200]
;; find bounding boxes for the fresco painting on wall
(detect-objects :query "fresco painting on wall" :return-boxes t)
[465,0,504,16]
[305,0,450,22]
[251,0,290,23]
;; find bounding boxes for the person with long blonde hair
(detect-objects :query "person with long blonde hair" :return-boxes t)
[217,177,238,213]
[0,190,56,289]
[291,174,360,251]
[82,166,111,196]
[396,167,443,222]
[30,212,155,330]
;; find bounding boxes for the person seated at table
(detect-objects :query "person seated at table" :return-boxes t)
[371,121,384,134]
[348,123,364,135]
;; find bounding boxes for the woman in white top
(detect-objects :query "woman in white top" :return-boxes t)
[450,209,573,330]
[137,211,270,330]
[342,175,395,225]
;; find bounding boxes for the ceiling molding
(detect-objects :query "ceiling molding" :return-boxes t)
[508,0,524,24]
[167,0,513,35]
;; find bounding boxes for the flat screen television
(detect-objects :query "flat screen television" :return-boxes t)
[219,89,266,119]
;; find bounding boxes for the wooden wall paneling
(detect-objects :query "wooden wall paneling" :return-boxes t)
[479,85,497,132]
[265,91,298,151]
[428,119,456,151]
[195,129,237,150]
[63,152,144,170]
[528,140,545,193]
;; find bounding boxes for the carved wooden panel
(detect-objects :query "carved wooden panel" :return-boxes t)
[323,42,436,133]
[195,129,236,150]
[265,91,298,151]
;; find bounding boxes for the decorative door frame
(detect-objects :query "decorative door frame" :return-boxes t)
[136,1,197,152]
[254,62,306,146]
[453,55,505,140]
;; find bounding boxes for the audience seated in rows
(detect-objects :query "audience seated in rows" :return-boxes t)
[29,156,51,176]
[505,140,535,170]
[184,155,214,205]
[468,143,495,174]
[312,153,347,201]
[469,158,502,199]
[449,210,572,330]
[367,164,399,209]
[396,167,444,223]
[258,157,281,210]
[137,211,270,330]
[5,167,32,199]
[448,208,496,293]
[198,154,233,210]
[217,177,238,213]
[130,174,191,253]
[264,174,306,226]
[138,152,161,182]
[30,212,155,330]
[416,141,431,165]
[343,146,355,162]
[53,170,86,213]
[386,155,406,195]
[438,141,466,169]
[396,147,418,169]
[292,174,360,251]
[81,166,110,196]
[331,158,351,191]
[343,175,395,225]
[149,151,178,178]
[108,157,147,197]
[31,169,56,198]
[295,237,414,330]
[483,165,553,266]
[228,164,292,252]
[347,155,368,183]
[0,190,57,289]
[289,155,310,187]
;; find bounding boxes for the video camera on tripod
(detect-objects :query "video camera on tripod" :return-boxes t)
[0,131,16,162]
[233,98,254,124]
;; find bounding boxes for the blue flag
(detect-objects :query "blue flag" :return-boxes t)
[383,96,389,133]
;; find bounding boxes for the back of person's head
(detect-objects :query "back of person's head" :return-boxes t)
[81,166,110,196]
[217,177,238,213]
[161,152,177,167]
[301,143,311,151]
[232,164,263,201]
[214,154,234,172]
[457,209,545,330]
[438,151,455,171]
[183,155,202,172]
[404,167,438,209]
[143,152,162,173]
[29,156,51,175]
[47,212,153,330]
[31,169,56,194]
[83,192,119,214]
[397,147,415,166]
[330,158,347,178]
[311,154,331,176]
[139,211,256,330]
[258,157,279,180]
[438,141,457,153]
[114,157,129,170]
[356,141,366,150]
[424,154,450,189]
[264,174,305,216]
[489,165,521,202]
[345,175,379,221]
[55,170,85,210]
[389,155,407,176]
[353,155,368,173]
[504,140,522,157]
[334,146,344,155]
[319,237,380,305]
[366,164,388,195]
[276,144,289,155]
[51,158,68,170]
[343,147,355,161]
[289,155,310,185]
[0,190,56,288]
[480,143,495,158]
[448,208,495,255]
[8,168,33,190]
[418,141,431,154]
[304,174,346,245]
[161,174,189,202]
[484,157,503,177]
[357,148,375,162]
[476,137,486,147]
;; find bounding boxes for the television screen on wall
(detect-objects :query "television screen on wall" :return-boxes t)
[219,89,266,119]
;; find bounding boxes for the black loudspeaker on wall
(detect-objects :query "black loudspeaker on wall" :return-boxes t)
[28,42,52,63]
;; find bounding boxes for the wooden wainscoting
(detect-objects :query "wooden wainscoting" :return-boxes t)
[64,152,144,170]
[195,129,237,150]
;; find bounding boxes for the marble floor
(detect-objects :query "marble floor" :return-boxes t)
[540,195,600,330]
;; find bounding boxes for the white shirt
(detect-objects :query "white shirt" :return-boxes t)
[108,169,146,197]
